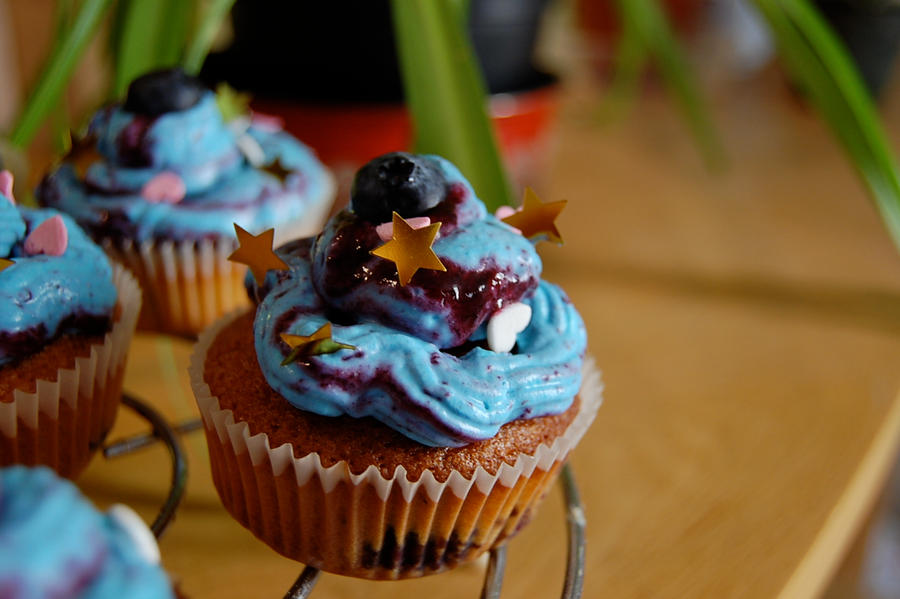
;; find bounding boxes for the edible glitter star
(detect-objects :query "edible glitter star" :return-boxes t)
[370,212,446,286]
[261,158,292,185]
[280,323,356,366]
[65,133,103,178]
[500,187,567,244]
[0,258,13,273]
[227,224,289,285]
[215,82,251,123]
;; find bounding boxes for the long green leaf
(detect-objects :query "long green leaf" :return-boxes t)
[391,0,512,211]
[49,0,74,154]
[598,9,650,123]
[156,0,194,66]
[9,0,115,148]
[613,0,723,168]
[182,0,236,74]
[752,0,900,252]
[110,0,194,98]
[111,0,170,97]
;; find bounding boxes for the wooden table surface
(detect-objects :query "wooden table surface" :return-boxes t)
[75,70,900,599]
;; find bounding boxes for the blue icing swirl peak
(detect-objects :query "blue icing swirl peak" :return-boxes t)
[249,155,586,447]
[36,90,331,243]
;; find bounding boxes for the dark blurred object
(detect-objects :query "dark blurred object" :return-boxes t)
[816,0,900,97]
[202,0,560,204]
[203,0,554,101]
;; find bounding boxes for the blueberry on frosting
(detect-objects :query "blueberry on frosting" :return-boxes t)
[350,152,447,223]
[123,67,206,117]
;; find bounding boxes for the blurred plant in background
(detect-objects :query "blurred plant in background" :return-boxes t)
[3,0,900,253]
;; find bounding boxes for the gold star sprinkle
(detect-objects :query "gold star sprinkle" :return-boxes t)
[65,133,103,179]
[371,212,446,286]
[261,158,293,185]
[227,224,289,285]
[0,258,13,273]
[215,82,251,123]
[500,187,567,244]
[280,323,356,366]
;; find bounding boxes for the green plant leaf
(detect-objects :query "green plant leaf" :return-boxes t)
[391,0,513,211]
[598,9,650,123]
[111,0,170,97]
[752,0,900,252]
[612,0,724,168]
[183,0,236,74]
[49,0,74,154]
[9,0,115,148]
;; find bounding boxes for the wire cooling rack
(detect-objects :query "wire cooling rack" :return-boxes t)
[101,395,586,598]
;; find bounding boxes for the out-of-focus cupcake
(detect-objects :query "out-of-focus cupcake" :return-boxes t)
[190,153,600,578]
[0,171,141,478]
[36,68,334,336]
[0,465,177,598]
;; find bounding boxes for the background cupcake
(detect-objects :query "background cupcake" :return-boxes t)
[0,171,141,478]
[0,465,177,598]
[190,153,600,578]
[36,68,334,337]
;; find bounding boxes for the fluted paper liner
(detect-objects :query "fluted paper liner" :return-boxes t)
[190,310,602,579]
[102,174,334,336]
[0,265,141,478]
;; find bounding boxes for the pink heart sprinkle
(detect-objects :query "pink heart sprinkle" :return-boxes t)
[495,205,522,235]
[0,170,15,204]
[251,112,285,132]
[141,172,186,204]
[376,216,432,241]
[24,215,68,256]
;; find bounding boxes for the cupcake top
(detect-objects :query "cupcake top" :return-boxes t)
[244,153,586,447]
[0,466,175,599]
[0,173,117,367]
[36,68,332,243]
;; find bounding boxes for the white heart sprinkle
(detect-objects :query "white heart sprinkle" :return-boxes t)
[107,504,160,565]
[487,302,532,353]
[236,134,266,166]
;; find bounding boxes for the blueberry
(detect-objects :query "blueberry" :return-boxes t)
[123,68,206,117]
[350,153,446,223]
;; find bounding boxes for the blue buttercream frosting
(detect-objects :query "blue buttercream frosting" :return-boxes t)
[247,156,586,447]
[0,466,175,599]
[36,91,331,242]
[0,204,117,367]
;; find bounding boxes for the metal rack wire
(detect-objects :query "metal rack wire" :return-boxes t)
[102,392,189,538]
[101,398,586,597]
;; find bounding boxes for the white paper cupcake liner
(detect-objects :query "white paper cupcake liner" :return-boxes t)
[190,309,602,578]
[0,265,142,478]
[101,184,334,337]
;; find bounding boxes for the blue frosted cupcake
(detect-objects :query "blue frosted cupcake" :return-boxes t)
[190,154,601,578]
[1,172,141,478]
[37,68,334,336]
[0,466,176,598]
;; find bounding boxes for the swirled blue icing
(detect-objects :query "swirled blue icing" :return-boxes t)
[247,156,586,447]
[0,199,25,256]
[0,466,174,599]
[36,91,331,242]
[0,206,116,367]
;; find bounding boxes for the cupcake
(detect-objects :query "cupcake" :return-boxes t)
[190,153,599,579]
[36,68,334,336]
[0,171,141,478]
[0,465,177,598]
